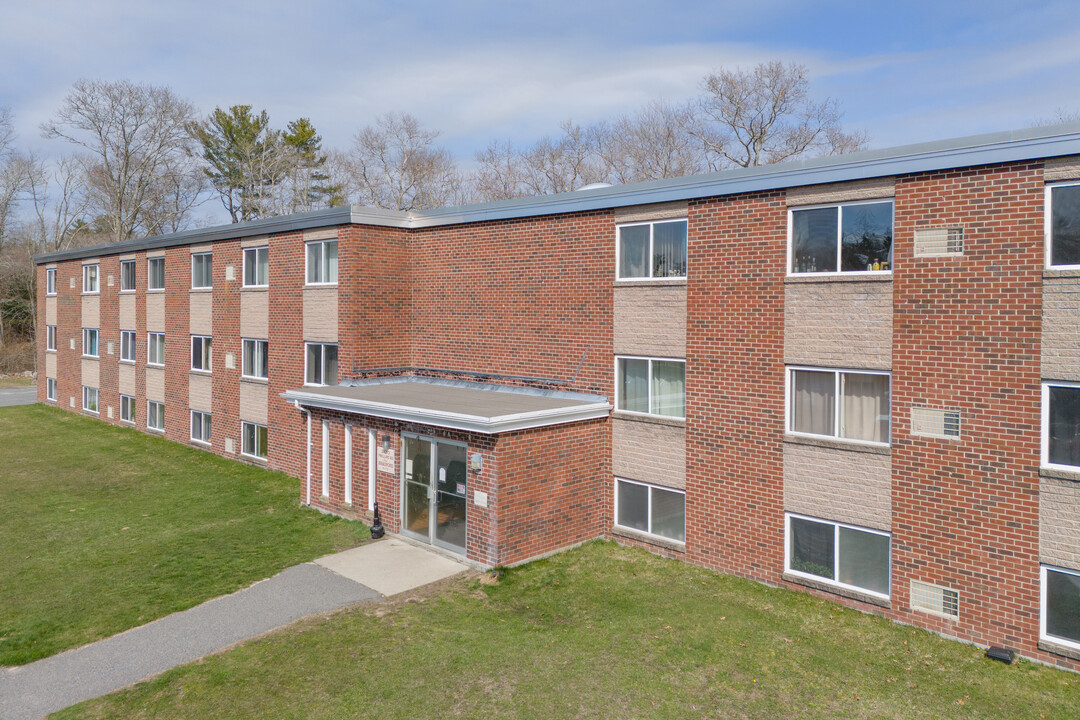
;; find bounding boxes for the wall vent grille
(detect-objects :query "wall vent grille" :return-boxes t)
[911,407,961,439]
[911,580,959,619]
[914,227,964,257]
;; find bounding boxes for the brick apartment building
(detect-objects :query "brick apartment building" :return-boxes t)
[35,123,1080,669]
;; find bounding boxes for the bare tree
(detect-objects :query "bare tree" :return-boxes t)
[1032,109,1080,127]
[692,61,867,170]
[593,100,705,184]
[0,108,28,250]
[41,79,202,242]
[348,113,464,211]
[520,121,605,195]
[473,140,530,202]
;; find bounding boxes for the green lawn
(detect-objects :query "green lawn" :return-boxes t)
[57,542,1080,720]
[0,404,368,666]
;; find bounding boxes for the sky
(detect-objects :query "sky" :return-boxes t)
[2,0,1079,172]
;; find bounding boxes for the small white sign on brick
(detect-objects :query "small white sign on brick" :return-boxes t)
[377,446,395,474]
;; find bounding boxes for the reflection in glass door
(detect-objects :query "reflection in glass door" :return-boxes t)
[403,436,432,542]
[434,443,467,552]
[401,435,467,554]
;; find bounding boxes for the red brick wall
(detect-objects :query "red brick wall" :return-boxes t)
[211,240,243,460]
[267,231,308,480]
[98,257,120,423]
[684,192,787,578]
[163,248,190,442]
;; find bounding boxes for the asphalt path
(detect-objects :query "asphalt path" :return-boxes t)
[0,385,35,407]
[0,563,382,720]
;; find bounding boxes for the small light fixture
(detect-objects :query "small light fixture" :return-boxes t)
[381,435,391,452]
[469,453,483,472]
[985,646,1015,664]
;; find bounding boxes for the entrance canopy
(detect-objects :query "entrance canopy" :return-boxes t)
[281,377,611,434]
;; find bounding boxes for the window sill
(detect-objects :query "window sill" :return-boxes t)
[783,434,890,455]
[120,419,134,425]
[241,285,268,292]
[1039,639,1080,662]
[611,410,686,428]
[190,369,212,376]
[241,453,268,464]
[147,363,165,369]
[81,292,100,296]
[240,376,269,385]
[785,272,892,284]
[83,409,100,416]
[1044,268,1080,279]
[612,277,687,288]
[46,293,57,298]
[191,439,211,448]
[612,525,686,553]
[46,349,56,354]
[1040,466,1080,483]
[782,571,890,608]
[119,359,135,365]
[190,287,213,293]
[81,355,100,361]
[147,427,164,434]
[119,290,135,294]
[304,283,338,289]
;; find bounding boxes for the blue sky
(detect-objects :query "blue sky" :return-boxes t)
[2,0,1079,164]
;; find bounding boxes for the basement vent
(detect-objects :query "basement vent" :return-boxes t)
[911,580,960,619]
[910,407,961,439]
[913,227,964,257]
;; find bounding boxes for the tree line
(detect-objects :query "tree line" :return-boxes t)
[0,61,865,362]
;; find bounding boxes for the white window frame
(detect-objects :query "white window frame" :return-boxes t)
[120,260,136,292]
[615,218,688,281]
[344,424,353,506]
[191,335,212,373]
[147,257,165,291]
[82,385,99,414]
[120,330,136,363]
[82,264,99,294]
[243,246,269,287]
[46,325,57,352]
[1041,380,1080,471]
[190,410,212,445]
[46,268,57,295]
[305,342,338,386]
[82,328,99,358]
[614,355,686,420]
[242,421,268,460]
[321,419,330,497]
[1041,564,1080,651]
[120,394,135,423]
[613,477,686,544]
[305,239,338,285]
[46,377,57,402]
[242,338,269,380]
[368,428,377,512]
[191,252,213,289]
[787,199,894,276]
[147,332,165,367]
[785,512,892,600]
[785,366,891,447]
[147,400,165,432]
[1046,181,1080,270]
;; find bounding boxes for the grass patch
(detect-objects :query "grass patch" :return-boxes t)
[56,542,1080,720]
[0,375,33,388]
[0,404,368,666]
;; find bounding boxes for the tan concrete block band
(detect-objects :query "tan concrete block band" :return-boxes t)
[240,291,268,339]
[190,292,212,336]
[1041,475,1080,570]
[1043,277,1080,381]
[239,381,268,424]
[241,235,269,248]
[119,294,136,330]
[303,286,338,342]
[613,201,688,224]
[80,258,101,266]
[118,363,135,395]
[146,250,165,258]
[189,373,212,413]
[302,228,339,242]
[81,295,100,329]
[1045,156,1080,182]
[146,293,165,332]
[188,243,213,253]
[783,441,891,531]
[45,352,57,378]
[612,417,686,489]
[145,367,165,402]
[784,280,892,370]
[614,284,686,357]
[45,297,56,326]
[785,177,895,206]
[81,358,99,389]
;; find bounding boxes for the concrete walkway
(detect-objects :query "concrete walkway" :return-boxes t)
[0,538,469,720]
[0,386,35,408]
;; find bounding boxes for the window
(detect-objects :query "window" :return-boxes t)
[120,395,135,423]
[1042,382,1080,470]
[305,343,338,386]
[148,332,165,366]
[616,356,685,418]
[191,253,212,288]
[244,246,269,287]
[148,257,165,290]
[191,410,212,444]
[789,200,893,274]
[306,239,338,284]
[242,421,268,460]
[786,514,891,598]
[82,328,99,358]
[617,219,687,279]
[787,367,890,444]
[1047,182,1080,268]
[82,264,99,293]
[82,386,99,414]
[120,331,136,362]
[242,339,268,379]
[1042,565,1080,650]
[191,335,212,372]
[615,479,685,543]
[46,325,56,352]
[120,260,136,291]
[46,377,57,402]
[147,400,164,431]
[46,268,57,295]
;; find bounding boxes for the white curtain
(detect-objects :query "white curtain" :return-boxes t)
[841,373,889,442]
[793,371,834,435]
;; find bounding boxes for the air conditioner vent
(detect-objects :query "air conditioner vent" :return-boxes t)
[914,227,964,257]
[911,407,961,439]
[911,580,959,619]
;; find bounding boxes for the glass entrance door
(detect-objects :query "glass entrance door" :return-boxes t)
[401,435,467,554]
